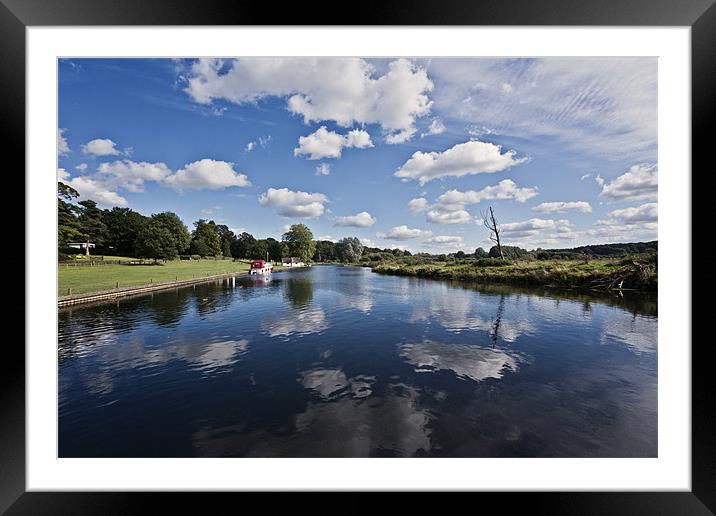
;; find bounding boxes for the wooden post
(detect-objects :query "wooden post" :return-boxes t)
[116,281,119,288]
[67,288,72,295]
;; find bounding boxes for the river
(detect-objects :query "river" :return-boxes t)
[58,264,657,457]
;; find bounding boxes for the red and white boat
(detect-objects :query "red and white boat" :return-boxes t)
[249,259,273,275]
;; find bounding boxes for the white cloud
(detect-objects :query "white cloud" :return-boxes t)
[425,207,473,225]
[501,218,572,240]
[317,235,337,242]
[408,197,429,214]
[315,163,331,176]
[532,201,592,213]
[360,238,376,247]
[600,164,657,201]
[436,179,538,205]
[416,179,538,225]
[60,160,172,206]
[75,163,88,172]
[334,211,376,228]
[82,138,121,157]
[164,159,250,191]
[423,235,465,247]
[184,57,433,143]
[258,187,329,218]
[95,160,173,193]
[600,203,657,225]
[58,128,70,156]
[245,135,271,153]
[580,172,592,180]
[379,225,432,241]
[466,124,498,138]
[420,119,446,138]
[58,168,129,207]
[394,140,526,185]
[294,126,373,160]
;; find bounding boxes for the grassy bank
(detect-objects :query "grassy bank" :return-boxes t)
[371,255,657,292]
[58,258,251,296]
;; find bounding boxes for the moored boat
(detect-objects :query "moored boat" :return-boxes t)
[249,259,273,275]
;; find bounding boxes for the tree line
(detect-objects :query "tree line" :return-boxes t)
[58,182,409,263]
[59,182,656,263]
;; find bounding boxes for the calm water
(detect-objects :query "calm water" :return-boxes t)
[58,265,657,457]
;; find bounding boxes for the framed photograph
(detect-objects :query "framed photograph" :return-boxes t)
[7,0,710,512]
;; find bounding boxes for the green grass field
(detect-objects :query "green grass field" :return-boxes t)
[58,258,251,296]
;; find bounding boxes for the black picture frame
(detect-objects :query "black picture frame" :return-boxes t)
[5,0,710,513]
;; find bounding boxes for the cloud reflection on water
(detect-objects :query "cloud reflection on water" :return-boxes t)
[399,340,520,382]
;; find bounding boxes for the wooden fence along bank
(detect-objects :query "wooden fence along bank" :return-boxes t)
[58,270,252,308]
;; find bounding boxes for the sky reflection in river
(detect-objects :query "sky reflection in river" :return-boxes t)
[59,265,657,457]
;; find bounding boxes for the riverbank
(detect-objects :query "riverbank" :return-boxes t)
[371,255,657,292]
[58,258,252,296]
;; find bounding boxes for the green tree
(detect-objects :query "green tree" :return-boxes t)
[77,200,107,255]
[313,240,336,262]
[137,212,191,258]
[191,219,222,257]
[207,221,235,257]
[135,218,180,261]
[282,224,315,263]
[266,237,284,262]
[101,207,147,256]
[335,237,364,263]
[253,239,269,260]
[231,232,257,259]
[474,247,488,258]
[57,182,82,249]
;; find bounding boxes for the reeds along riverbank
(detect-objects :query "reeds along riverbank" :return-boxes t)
[370,255,657,292]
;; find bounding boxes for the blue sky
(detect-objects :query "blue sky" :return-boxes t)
[57,57,657,252]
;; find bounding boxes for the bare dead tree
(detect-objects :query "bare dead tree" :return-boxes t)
[482,206,504,259]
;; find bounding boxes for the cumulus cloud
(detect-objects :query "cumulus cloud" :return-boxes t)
[501,218,573,240]
[334,211,376,228]
[414,179,537,225]
[75,163,88,172]
[58,128,70,156]
[421,119,446,138]
[437,179,538,205]
[294,126,373,160]
[423,235,464,247]
[183,57,433,143]
[258,187,329,219]
[58,157,252,206]
[58,159,175,207]
[394,140,526,185]
[82,138,121,157]
[426,207,473,225]
[532,201,592,213]
[600,164,657,201]
[58,168,129,207]
[600,203,657,225]
[408,197,429,214]
[379,225,432,241]
[164,159,250,191]
[360,238,376,247]
[315,163,331,176]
